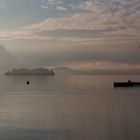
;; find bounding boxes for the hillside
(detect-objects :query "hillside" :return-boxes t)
[0,45,20,72]
[53,67,86,75]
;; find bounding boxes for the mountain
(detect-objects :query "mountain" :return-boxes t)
[53,67,140,75]
[53,67,85,75]
[0,45,20,73]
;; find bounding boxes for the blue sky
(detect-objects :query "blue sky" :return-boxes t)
[0,0,140,70]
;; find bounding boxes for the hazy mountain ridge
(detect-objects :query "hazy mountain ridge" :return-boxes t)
[0,45,20,73]
[0,45,140,75]
[53,67,140,75]
[53,67,85,74]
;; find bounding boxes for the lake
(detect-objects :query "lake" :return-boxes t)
[0,74,140,140]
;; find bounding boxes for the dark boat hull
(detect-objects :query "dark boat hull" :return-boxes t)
[114,82,140,87]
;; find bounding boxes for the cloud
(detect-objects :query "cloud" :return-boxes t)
[72,0,100,12]
[41,0,66,11]
[0,0,139,41]
[0,0,139,68]
[47,0,63,5]
[22,11,140,36]
[0,12,140,41]
[41,5,50,9]
[0,30,52,40]
[61,61,140,71]
[25,0,140,34]
[56,6,67,11]
[23,13,96,30]
[0,9,140,41]
[0,31,31,40]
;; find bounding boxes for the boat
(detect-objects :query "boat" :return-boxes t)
[114,80,140,87]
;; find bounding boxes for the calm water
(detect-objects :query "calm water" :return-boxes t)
[0,74,140,140]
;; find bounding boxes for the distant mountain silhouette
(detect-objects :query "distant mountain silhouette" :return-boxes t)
[53,67,85,74]
[0,45,20,72]
[53,66,140,75]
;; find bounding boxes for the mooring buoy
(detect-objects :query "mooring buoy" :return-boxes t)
[26,81,30,85]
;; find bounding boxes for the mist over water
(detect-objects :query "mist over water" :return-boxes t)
[0,0,140,139]
[0,74,140,140]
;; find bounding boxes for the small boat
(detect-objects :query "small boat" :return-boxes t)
[114,80,140,88]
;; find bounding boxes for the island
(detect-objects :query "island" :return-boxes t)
[5,68,55,76]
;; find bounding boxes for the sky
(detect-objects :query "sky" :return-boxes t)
[0,0,140,70]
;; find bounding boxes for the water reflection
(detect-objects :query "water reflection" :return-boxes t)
[0,74,140,140]
[0,128,75,140]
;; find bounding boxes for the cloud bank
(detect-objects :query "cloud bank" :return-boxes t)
[0,0,139,41]
[0,0,140,70]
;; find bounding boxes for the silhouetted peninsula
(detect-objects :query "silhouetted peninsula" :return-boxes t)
[5,68,55,76]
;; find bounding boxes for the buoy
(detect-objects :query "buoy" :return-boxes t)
[26,81,30,85]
